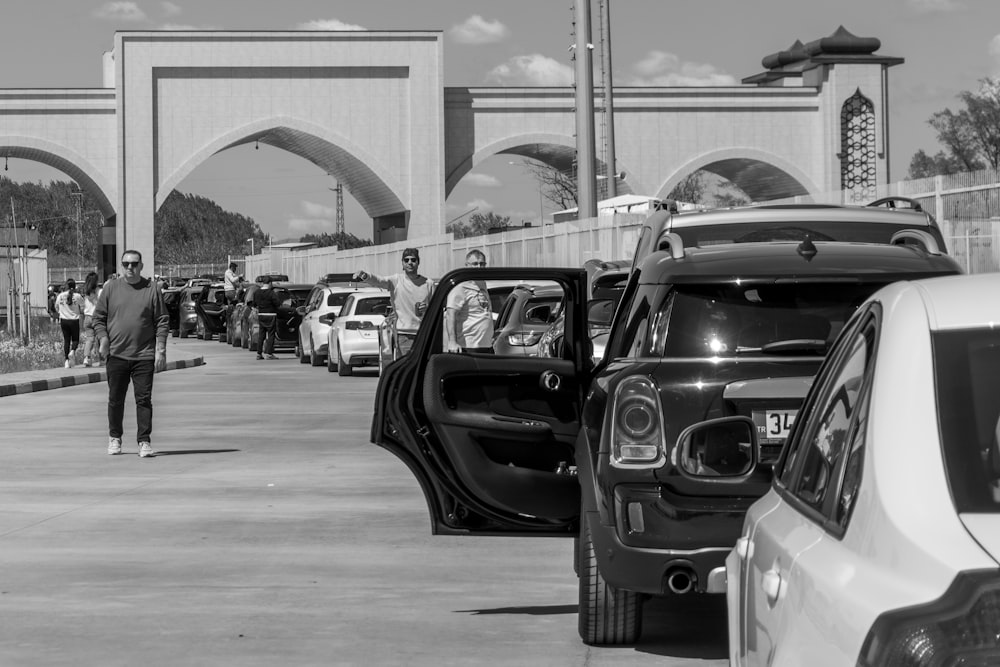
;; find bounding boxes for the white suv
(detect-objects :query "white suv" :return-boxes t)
[296,285,383,366]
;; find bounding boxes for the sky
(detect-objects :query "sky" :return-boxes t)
[1,0,999,243]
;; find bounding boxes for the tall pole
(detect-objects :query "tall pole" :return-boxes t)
[600,0,617,199]
[574,0,598,219]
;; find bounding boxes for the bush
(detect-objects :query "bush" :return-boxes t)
[0,318,68,373]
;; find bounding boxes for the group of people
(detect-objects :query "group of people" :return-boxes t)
[352,247,494,356]
[52,272,104,369]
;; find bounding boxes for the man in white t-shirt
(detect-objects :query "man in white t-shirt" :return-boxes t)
[224,262,243,304]
[445,250,494,353]
[353,248,434,332]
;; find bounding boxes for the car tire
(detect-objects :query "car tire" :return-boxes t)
[218,332,227,343]
[327,350,336,373]
[179,326,188,339]
[297,342,309,364]
[171,328,179,338]
[578,517,642,645]
[309,337,324,367]
[337,344,352,377]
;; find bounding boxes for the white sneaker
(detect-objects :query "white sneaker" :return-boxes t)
[82,359,91,367]
[107,438,122,455]
[138,442,155,458]
[64,359,71,369]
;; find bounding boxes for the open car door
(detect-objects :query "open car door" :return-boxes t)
[372,267,591,536]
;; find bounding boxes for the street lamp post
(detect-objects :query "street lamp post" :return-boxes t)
[246,237,254,255]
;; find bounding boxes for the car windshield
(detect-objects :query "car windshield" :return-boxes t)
[520,296,562,325]
[934,329,1000,513]
[674,220,941,248]
[632,282,884,358]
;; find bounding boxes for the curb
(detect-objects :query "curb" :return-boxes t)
[0,357,205,398]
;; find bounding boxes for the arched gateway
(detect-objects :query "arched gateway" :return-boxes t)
[0,26,901,274]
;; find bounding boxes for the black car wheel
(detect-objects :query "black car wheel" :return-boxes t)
[327,349,336,373]
[171,328,179,338]
[309,337,324,367]
[297,341,309,364]
[337,343,352,377]
[179,325,189,339]
[578,517,642,645]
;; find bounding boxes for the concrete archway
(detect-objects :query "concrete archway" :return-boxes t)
[156,116,407,218]
[659,148,820,202]
[0,137,116,219]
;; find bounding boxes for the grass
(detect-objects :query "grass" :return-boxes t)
[0,317,73,374]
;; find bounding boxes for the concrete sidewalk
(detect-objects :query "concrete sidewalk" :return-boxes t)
[0,338,204,398]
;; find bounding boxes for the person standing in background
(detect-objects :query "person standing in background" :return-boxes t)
[93,250,169,458]
[81,272,102,367]
[353,248,433,356]
[251,275,281,360]
[55,279,83,368]
[444,250,494,353]
[224,262,243,304]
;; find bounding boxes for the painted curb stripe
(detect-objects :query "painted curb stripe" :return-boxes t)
[0,357,204,397]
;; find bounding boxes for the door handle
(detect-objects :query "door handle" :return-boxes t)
[761,568,782,604]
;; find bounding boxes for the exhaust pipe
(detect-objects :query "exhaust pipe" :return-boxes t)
[665,567,696,595]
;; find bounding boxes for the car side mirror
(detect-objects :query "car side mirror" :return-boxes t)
[676,417,757,479]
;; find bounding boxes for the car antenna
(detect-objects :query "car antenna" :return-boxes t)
[797,236,817,261]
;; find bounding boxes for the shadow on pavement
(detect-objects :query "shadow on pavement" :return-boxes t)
[152,448,241,456]
[636,593,728,659]
[458,604,577,616]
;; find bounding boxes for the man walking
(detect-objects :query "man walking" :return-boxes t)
[93,250,169,458]
[252,275,281,360]
[445,250,494,353]
[354,248,433,356]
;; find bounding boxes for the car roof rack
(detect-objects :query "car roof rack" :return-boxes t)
[867,196,924,212]
[889,229,942,255]
[655,231,685,260]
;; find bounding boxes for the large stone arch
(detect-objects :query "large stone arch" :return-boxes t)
[155,116,408,218]
[0,136,116,219]
[659,148,821,202]
[445,133,634,197]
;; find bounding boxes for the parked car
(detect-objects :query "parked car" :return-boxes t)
[229,283,261,348]
[296,285,382,366]
[316,272,360,287]
[537,268,627,360]
[245,283,311,352]
[193,283,228,341]
[371,230,963,646]
[162,287,183,337]
[177,283,226,339]
[327,290,390,375]
[727,272,1000,666]
[492,283,564,356]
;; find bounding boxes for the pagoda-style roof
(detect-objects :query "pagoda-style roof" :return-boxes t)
[744,26,903,85]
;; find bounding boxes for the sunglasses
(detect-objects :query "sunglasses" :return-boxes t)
[467,261,486,267]
[122,261,140,268]
[402,257,419,264]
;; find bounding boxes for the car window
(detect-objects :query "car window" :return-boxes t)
[494,293,518,330]
[355,297,390,316]
[934,328,1000,513]
[326,292,352,308]
[341,295,356,316]
[520,296,562,325]
[781,322,873,517]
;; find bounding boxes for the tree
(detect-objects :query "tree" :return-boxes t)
[448,211,512,238]
[667,172,706,203]
[519,161,578,212]
[911,77,1000,178]
[299,231,373,249]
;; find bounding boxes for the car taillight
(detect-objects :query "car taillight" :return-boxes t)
[345,320,375,330]
[858,570,1000,667]
[507,331,543,346]
[318,314,337,325]
[608,376,666,468]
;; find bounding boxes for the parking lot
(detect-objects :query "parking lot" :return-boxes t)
[0,339,727,666]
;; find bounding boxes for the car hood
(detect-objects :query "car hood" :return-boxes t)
[960,515,1000,565]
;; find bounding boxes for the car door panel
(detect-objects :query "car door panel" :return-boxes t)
[372,267,589,536]
[423,353,581,519]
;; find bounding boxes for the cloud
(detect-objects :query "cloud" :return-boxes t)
[450,15,509,45]
[990,34,1000,75]
[296,18,366,31]
[447,198,495,219]
[161,1,181,17]
[486,55,574,86]
[463,173,502,188]
[159,23,201,30]
[93,1,147,22]
[905,0,963,12]
[301,201,336,218]
[287,218,333,235]
[627,51,737,86]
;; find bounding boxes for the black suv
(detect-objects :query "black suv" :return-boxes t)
[371,204,962,646]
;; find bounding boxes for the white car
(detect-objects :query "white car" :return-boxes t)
[296,285,380,366]
[327,290,391,376]
[726,273,1000,667]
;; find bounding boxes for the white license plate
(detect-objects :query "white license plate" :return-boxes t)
[752,409,797,445]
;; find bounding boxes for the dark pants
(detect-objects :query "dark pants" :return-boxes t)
[107,356,155,443]
[257,313,276,355]
[60,319,81,359]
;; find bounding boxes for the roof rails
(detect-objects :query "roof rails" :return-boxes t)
[889,229,942,255]
[867,196,924,213]
[655,232,685,260]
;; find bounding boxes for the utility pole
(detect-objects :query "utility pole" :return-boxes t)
[335,181,345,237]
[70,186,83,268]
[599,0,617,199]
[573,0,598,219]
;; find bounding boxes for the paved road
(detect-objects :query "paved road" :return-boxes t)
[0,339,728,666]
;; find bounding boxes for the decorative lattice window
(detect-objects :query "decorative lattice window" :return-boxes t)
[840,89,877,203]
